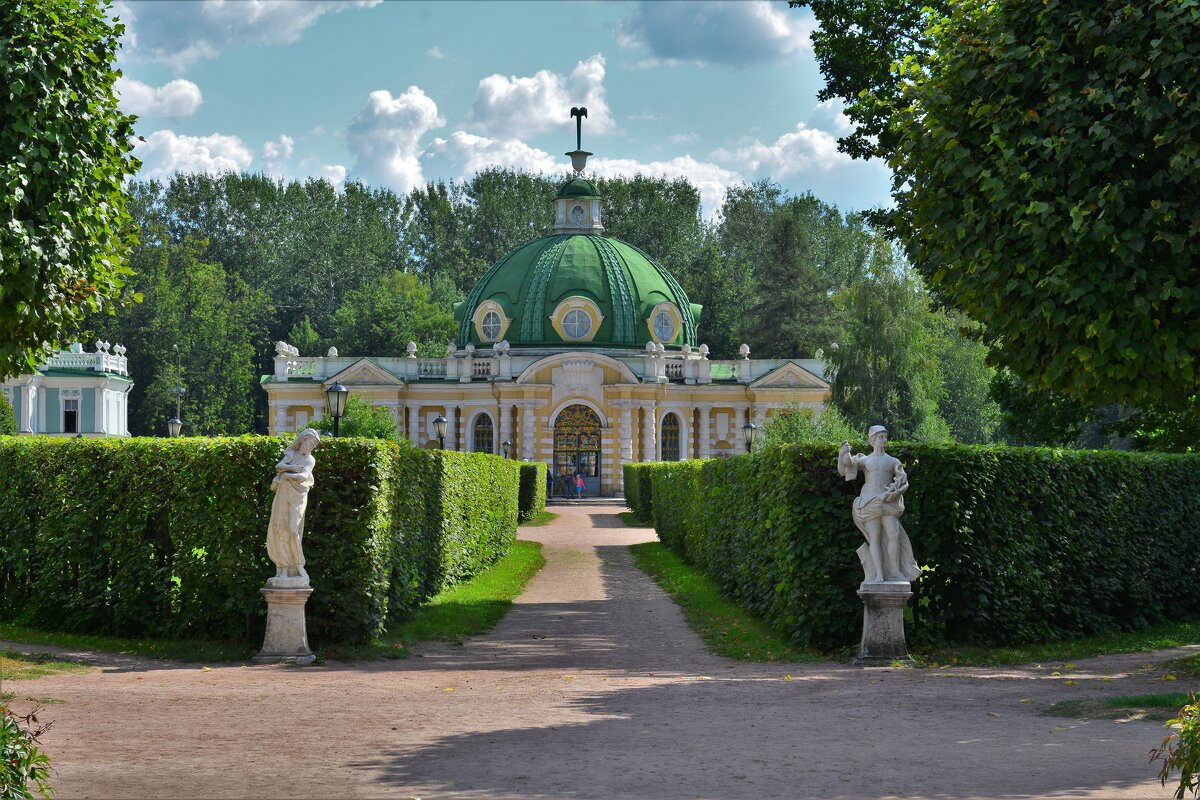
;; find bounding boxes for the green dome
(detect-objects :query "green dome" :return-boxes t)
[455,234,702,349]
[557,178,601,199]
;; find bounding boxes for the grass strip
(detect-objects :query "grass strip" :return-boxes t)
[617,511,646,528]
[1161,652,1200,677]
[915,619,1200,668]
[630,541,822,663]
[1,650,95,683]
[1044,692,1195,721]
[323,539,546,660]
[0,623,253,663]
[520,511,559,527]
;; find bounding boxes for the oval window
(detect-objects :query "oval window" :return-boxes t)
[653,310,676,341]
[563,308,592,339]
[481,310,502,340]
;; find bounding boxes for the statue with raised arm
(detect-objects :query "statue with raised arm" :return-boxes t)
[838,425,920,584]
[266,428,320,586]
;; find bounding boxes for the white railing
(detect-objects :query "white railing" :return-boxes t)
[43,352,128,376]
[418,359,446,377]
[472,360,493,378]
[287,360,316,377]
[665,362,683,380]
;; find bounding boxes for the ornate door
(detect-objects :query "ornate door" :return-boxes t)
[554,404,601,495]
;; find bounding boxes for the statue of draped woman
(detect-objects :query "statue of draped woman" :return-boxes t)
[838,425,921,584]
[267,428,320,585]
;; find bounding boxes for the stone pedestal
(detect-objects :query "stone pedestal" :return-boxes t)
[853,580,914,666]
[253,584,315,666]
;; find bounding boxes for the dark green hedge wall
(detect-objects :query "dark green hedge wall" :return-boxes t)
[623,462,662,523]
[635,444,1200,647]
[518,462,548,522]
[0,436,519,645]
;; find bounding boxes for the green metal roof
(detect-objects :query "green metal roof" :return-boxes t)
[455,233,701,350]
[556,177,601,199]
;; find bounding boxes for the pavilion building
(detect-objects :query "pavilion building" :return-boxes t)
[262,143,830,495]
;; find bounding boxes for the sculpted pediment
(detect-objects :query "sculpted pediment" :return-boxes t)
[327,358,405,387]
[749,362,828,390]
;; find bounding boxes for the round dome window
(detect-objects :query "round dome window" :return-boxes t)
[481,310,502,340]
[563,308,592,339]
[653,310,676,341]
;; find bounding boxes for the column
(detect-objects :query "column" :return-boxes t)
[642,402,657,462]
[271,403,288,435]
[309,404,325,424]
[618,403,633,488]
[383,401,401,438]
[445,405,458,451]
[699,405,712,459]
[521,402,537,461]
[407,404,420,445]
[499,401,513,453]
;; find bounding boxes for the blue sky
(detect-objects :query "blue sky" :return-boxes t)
[114,0,893,218]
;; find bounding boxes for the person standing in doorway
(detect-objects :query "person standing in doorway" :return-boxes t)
[575,473,584,500]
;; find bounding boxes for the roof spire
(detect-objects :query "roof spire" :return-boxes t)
[566,106,592,174]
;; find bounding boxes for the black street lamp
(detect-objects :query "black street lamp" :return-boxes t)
[325,382,349,436]
[433,415,448,450]
[168,343,185,437]
[501,440,511,458]
[742,421,758,453]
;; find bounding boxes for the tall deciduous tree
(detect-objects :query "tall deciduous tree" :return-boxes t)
[330,271,456,357]
[0,0,140,378]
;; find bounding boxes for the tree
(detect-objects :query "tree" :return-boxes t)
[802,0,1200,410]
[763,403,860,446]
[309,396,401,441]
[929,312,1001,444]
[0,392,15,435]
[0,0,140,379]
[828,257,949,441]
[330,271,456,357]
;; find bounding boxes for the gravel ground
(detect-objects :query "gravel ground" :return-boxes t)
[2,503,1194,799]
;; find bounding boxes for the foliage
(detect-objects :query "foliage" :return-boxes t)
[990,372,1099,447]
[882,0,1200,410]
[0,703,53,799]
[309,396,401,441]
[763,404,859,447]
[0,437,519,645]
[1152,693,1200,799]
[0,394,15,436]
[630,443,1200,648]
[623,462,670,524]
[828,263,949,440]
[931,312,1001,444]
[331,271,455,357]
[517,461,548,522]
[631,541,822,662]
[0,0,140,380]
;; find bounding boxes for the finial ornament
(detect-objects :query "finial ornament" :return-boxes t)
[566,107,592,174]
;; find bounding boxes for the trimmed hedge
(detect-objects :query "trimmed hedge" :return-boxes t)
[634,444,1200,647]
[623,461,662,522]
[518,461,548,522]
[0,436,519,645]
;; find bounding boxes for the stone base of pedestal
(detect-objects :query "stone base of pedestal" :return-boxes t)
[253,585,315,666]
[852,580,914,667]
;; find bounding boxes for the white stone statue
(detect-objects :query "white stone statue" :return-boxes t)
[838,425,920,584]
[267,428,320,586]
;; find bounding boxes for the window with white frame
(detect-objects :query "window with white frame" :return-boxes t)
[563,308,592,339]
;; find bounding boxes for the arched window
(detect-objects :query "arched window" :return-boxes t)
[472,414,494,454]
[661,413,681,462]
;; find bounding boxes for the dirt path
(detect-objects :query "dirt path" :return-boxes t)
[3,504,1194,799]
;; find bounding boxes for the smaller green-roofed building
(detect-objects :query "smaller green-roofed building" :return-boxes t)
[2,342,133,437]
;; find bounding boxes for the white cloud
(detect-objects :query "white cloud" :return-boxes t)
[618,1,813,67]
[428,46,446,60]
[427,132,560,178]
[319,164,347,186]
[346,86,445,193]
[811,99,853,134]
[668,133,700,145]
[115,77,202,116]
[713,122,851,178]
[134,130,254,179]
[590,155,743,220]
[118,0,383,71]
[261,135,294,175]
[469,54,614,140]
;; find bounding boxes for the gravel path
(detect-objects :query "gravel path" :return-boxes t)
[3,504,1194,799]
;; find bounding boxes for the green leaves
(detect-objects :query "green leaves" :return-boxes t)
[0,0,139,379]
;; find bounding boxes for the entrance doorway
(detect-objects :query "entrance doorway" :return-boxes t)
[553,404,601,496]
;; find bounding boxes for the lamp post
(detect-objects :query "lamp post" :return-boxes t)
[742,421,758,453]
[433,415,448,450]
[167,344,185,437]
[324,382,349,436]
[501,440,511,459]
